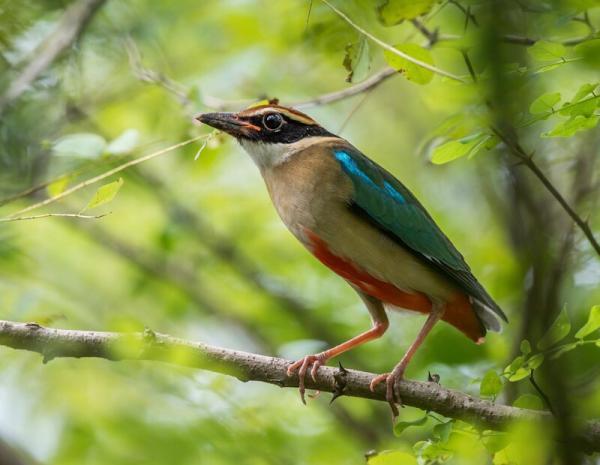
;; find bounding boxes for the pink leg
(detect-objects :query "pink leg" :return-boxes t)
[370,302,446,417]
[288,292,388,404]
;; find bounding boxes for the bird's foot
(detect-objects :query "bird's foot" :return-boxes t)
[287,353,327,405]
[369,370,405,418]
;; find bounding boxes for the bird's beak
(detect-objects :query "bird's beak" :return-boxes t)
[194,112,261,138]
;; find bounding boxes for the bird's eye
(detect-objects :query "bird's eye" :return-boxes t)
[263,113,284,131]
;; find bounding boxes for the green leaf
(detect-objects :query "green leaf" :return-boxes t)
[46,177,70,197]
[542,115,599,138]
[572,83,598,102]
[383,43,434,84]
[537,307,570,350]
[393,414,428,436]
[377,0,437,26]
[52,133,107,158]
[482,431,510,454]
[559,98,597,118]
[342,37,371,83]
[368,450,417,465]
[574,39,600,67]
[525,353,544,370]
[527,41,567,61]
[520,340,531,355]
[480,370,503,397]
[82,178,124,212]
[575,305,600,339]
[431,133,491,164]
[508,367,530,382]
[513,394,544,410]
[106,129,140,155]
[529,92,561,114]
[504,355,531,382]
[432,421,453,442]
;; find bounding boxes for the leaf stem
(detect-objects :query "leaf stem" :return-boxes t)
[1,135,207,220]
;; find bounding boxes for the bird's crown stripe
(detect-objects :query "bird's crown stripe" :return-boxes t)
[239,105,317,125]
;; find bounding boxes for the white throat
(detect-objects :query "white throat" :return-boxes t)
[239,136,340,171]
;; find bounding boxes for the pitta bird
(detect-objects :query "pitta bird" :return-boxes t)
[195,104,507,414]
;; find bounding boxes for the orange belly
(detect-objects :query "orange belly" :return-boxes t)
[305,229,484,342]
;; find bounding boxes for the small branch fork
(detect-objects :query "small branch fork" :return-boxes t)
[1,320,599,451]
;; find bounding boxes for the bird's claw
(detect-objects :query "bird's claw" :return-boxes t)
[287,354,327,405]
[370,372,403,418]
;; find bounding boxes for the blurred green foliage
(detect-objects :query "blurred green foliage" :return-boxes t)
[0,0,599,464]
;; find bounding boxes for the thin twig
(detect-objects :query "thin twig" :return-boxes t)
[492,127,600,257]
[320,0,464,82]
[0,212,108,223]
[529,370,556,415]
[1,320,599,451]
[0,0,106,114]
[1,135,206,220]
[294,68,397,108]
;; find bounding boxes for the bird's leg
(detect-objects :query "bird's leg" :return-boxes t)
[370,302,445,417]
[287,293,388,404]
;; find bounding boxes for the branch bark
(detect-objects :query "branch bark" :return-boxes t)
[1,320,598,452]
[0,0,107,114]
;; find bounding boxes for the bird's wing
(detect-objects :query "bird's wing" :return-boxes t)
[333,148,507,328]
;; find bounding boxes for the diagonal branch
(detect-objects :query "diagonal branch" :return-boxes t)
[491,127,600,257]
[0,0,107,114]
[1,320,598,451]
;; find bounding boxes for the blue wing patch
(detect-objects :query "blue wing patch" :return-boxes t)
[332,148,507,324]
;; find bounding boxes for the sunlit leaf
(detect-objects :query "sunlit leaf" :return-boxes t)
[575,305,600,339]
[527,40,567,61]
[377,0,437,26]
[558,98,597,118]
[413,440,452,462]
[482,431,509,454]
[431,133,491,164]
[529,92,560,114]
[52,133,107,158]
[82,178,124,212]
[368,450,417,465]
[542,115,599,137]
[47,177,70,197]
[343,36,371,83]
[537,307,570,350]
[106,129,140,155]
[480,370,503,397]
[572,83,598,102]
[526,353,544,370]
[513,394,543,410]
[383,43,434,84]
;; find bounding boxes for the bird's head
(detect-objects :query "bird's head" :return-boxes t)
[194,103,335,169]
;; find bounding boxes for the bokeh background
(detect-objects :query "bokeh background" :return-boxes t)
[1,1,599,464]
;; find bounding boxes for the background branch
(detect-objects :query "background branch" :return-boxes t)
[1,320,598,452]
[0,0,106,114]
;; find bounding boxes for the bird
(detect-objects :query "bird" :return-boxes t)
[195,102,507,415]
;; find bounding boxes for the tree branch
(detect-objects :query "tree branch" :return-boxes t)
[0,0,107,114]
[1,320,598,451]
[491,127,600,257]
[293,68,397,108]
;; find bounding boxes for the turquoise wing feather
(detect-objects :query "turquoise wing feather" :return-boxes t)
[333,148,507,326]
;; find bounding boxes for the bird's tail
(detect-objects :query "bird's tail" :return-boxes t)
[471,297,506,332]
